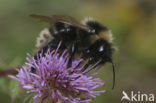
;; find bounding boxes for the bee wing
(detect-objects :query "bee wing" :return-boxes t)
[30,14,57,23]
[30,14,91,32]
[52,15,78,22]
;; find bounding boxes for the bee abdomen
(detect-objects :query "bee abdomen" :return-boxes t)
[35,28,54,52]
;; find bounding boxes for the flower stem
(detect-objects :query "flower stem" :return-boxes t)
[0,68,18,77]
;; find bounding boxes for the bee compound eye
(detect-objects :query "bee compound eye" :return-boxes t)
[99,45,104,52]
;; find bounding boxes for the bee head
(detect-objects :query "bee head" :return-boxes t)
[83,39,116,89]
[83,39,114,64]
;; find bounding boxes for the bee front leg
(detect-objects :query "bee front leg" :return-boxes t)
[67,42,77,68]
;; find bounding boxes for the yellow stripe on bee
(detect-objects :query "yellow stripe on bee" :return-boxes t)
[90,30,113,44]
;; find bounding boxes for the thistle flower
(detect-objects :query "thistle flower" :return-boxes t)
[9,48,105,103]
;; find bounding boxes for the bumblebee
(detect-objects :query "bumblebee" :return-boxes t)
[31,14,116,89]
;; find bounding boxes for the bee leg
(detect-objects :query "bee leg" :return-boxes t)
[83,59,102,74]
[67,42,77,68]
[111,61,115,89]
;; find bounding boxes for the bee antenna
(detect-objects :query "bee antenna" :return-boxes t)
[111,60,115,89]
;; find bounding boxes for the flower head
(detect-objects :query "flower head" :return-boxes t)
[9,48,105,103]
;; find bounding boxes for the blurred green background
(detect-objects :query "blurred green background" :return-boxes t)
[0,0,156,103]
